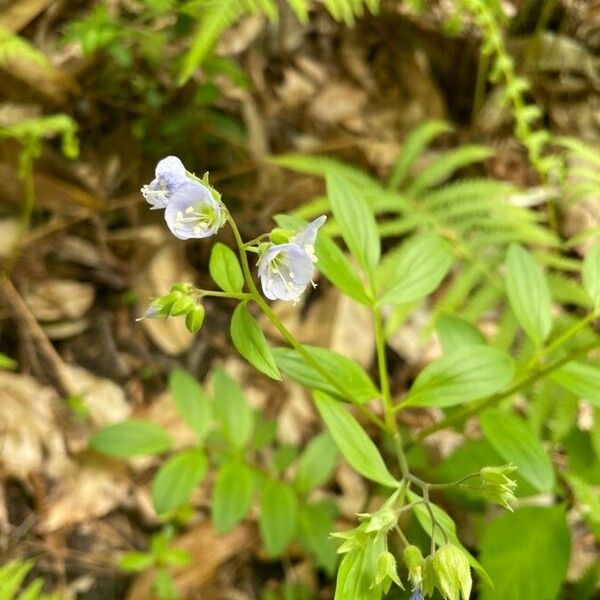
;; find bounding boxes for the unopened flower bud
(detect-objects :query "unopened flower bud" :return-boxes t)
[373,551,404,592]
[431,544,472,600]
[185,304,205,333]
[404,545,425,587]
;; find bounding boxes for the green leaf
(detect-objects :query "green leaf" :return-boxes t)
[151,449,207,514]
[212,369,254,448]
[316,233,372,304]
[230,303,281,380]
[403,346,515,408]
[505,244,552,346]
[169,369,212,441]
[583,242,600,308]
[436,314,486,353]
[551,361,600,407]
[90,420,172,457]
[480,409,554,493]
[388,120,452,189]
[209,242,244,293]
[326,173,380,273]
[212,459,257,533]
[376,234,453,305]
[314,391,398,487]
[0,352,17,370]
[294,432,338,493]
[119,552,154,572]
[273,345,379,404]
[297,501,338,575]
[479,506,570,600]
[259,479,298,557]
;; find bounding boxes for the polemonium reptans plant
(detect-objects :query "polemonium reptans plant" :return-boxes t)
[91,153,600,600]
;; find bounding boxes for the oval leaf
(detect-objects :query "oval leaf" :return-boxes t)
[550,361,600,407]
[479,507,570,600]
[505,244,552,346]
[230,303,281,380]
[212,369,254,448]
[376,234,453,305]
[403,346,515,408]
[209,242,244,292]
[294,432,338,493]
[326,173,380,273]
[152,449,207,514]
[480,409,555,493]
[169,369,212,441]
[582,242,600,308]
[212,459,257,533]
[273,345,379,404]
[259,479,298,557]
[314,391,398,487]
[90,420,172,457]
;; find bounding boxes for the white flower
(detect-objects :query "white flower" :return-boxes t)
[141,156,187,209]
[164,180,224,240]
[257,216,326,302]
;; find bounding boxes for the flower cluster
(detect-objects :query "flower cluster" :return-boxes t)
[141,156,225,240]
[141,156,326,303]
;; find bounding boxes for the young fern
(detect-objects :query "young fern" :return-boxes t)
[178,0,381,83]
[0,560,59,600]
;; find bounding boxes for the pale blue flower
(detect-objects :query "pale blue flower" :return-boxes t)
[410,588,424,600]
[257,216,326,302]
[164,180,224,240]
[141,156,187,209]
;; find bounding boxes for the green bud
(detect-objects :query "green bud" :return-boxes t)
[373,551,404,592]
[185,304,205,333]
[331,523,369,555]
[171,282,194,294]
[404,545,425,587]
[431,544,472,600]
[269,228,292,244]
[364,508,397,534]
[422,555,436,597]
[170,295,195,316]
[480,464,516,485]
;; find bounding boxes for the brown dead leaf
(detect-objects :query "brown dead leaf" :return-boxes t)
[23,278,95,321]
[135,244,196,356]
[40,455,130,532]
[336,462,367,518]
[308,81,368,126]
[0,371,67,479]
[0,218,19,257]
[126,522,255,600]
[65,365,131,427]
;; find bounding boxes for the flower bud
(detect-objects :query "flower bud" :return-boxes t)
[480,464,516,485]
[269,228,292,244]
[373,550,404,592]
[480,464,517,510]
[431,544,472,600]
[403,545,425,587]
[364,508,397,534]
[185,304,205,333]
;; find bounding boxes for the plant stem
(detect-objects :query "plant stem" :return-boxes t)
[527,309,599,370]
[408,340,598,446]
[226,215,387,432]
[373,305,394,432]
[198,290,252,301]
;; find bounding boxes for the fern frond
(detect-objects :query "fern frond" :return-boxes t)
[407,145,494,197]
[0,27,48,68]
[387,120,452,189]
[179,0,380,84]
[0,560,58,600]
[0,114,79,158]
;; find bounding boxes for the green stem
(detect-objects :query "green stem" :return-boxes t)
[373,305,394,433]
[226,215,387,432]
[527,309,599,370]
[408,340,598,446]
[198,289,252,301]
